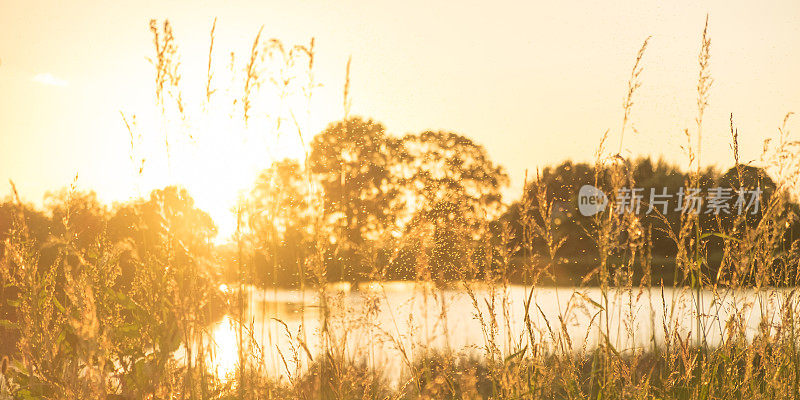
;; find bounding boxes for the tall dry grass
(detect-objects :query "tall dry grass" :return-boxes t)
[2,16,800,400]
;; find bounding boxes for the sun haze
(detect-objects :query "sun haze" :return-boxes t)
[2,0,800,238]
[7,2,800,398]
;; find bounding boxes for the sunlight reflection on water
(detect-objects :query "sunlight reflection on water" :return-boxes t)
[205,282,798,383]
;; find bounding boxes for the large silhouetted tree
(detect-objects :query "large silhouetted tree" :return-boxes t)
[400,130,508,235]
[397,131,509,281]
[309,117,402,246]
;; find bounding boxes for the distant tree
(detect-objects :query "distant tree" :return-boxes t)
[306,119,511,282]
[309,117,403,247]
[0,200,51,248]
[631,158,712,256]
[108,186,216,274]
[106,186,222,362]
[45,190,108,250]
[717,164,777,225]
[248,159,312,244]
[499,158,721,283]
[396,131,508,281]
[400,131,508,234]
[500,160,597,279]
[245,159,313,285]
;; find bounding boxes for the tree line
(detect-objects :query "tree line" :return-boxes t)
[2,116,799,291]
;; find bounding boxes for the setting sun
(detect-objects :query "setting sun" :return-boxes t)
[117,32,317,240]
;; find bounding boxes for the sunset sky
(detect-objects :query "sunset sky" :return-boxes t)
[2,0,799,238]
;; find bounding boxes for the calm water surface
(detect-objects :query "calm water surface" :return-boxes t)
[206,282,798,381]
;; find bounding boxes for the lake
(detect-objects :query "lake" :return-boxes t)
[205,282,798,382]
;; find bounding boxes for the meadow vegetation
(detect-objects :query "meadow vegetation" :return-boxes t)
[3,17,800,399]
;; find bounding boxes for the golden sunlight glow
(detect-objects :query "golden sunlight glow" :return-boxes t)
[124,51,314,240]
[207,315,239,380]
